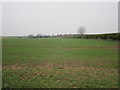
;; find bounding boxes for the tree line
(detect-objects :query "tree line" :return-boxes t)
[27,33,120,41]
[27,26,120,40]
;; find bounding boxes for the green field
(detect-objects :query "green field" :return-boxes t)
[2,38,118,88]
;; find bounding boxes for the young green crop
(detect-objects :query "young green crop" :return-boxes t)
[2,38,118,88]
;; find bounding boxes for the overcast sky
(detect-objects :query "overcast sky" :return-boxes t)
[2,2,118,36]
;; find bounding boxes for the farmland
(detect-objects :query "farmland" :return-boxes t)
[2,37,118,88]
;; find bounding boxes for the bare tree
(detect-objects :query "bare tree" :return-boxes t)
[78,26,86,38]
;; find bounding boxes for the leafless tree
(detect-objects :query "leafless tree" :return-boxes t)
[78,26,86,37]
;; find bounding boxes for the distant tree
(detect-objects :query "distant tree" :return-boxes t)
[36,34,42,38]
[78,26,86,38]
[28,34,34,38]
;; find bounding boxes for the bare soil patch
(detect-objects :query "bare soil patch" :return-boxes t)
[2,62,118,74]
[3,62,118,82]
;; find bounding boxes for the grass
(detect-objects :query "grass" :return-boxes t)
[2,38,118,88]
